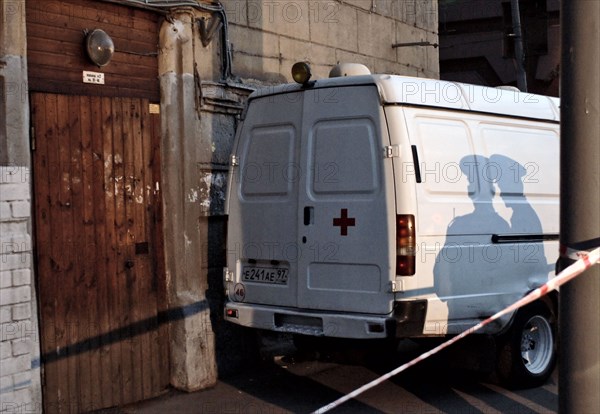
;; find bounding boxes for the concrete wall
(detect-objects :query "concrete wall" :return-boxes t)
[0,1,42,412]
[158,0,439,389]
[220,0,439,83]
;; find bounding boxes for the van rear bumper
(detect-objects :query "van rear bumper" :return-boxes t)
[224,302,401,339]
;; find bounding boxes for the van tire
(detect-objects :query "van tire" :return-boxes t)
[495,301,557,389]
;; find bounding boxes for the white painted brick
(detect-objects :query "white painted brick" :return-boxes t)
[0,354,29,376]
[0,391,16,411]
[0,239,30,256]
[0,286,31,306]
[11,304,30,321]
[0,167,30,185]
[12,371,31,390]
[11,270,30,287]
[0,222,28,237]
[0,271,11,289]
[0,323,19,342]
[0,321,37,344]
[0,202,10,220]
[9,202,30,219]
[1,341,12,360]
[0,306,11,323]
[0,375,13,393]
[0,253,31,272]
[11,340,29,356]
[6,388,32,409]
[0,184,29,202]
[7,235,31,251]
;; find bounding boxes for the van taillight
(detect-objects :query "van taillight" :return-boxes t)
[396,214,416,276]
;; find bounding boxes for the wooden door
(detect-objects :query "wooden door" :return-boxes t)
[31,93,168,413]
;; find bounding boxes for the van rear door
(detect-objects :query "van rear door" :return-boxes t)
[227,92,303,308]
[296,85,396,314]
[228,84,396,315]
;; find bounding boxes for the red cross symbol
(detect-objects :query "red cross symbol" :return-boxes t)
[333,208,356,236]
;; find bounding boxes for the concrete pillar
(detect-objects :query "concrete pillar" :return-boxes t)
[158,8,217,391]
[559,1,600,411]
[1,0,30,166]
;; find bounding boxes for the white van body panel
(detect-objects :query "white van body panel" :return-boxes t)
[224,74,559,339]
[393,107,559,334]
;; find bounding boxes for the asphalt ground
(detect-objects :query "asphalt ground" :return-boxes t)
[118,335,558,414]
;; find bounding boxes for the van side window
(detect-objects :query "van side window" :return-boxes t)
[415,119,475,196]
[481,125,559,198]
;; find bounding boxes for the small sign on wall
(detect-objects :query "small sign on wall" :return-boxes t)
[83,71,105,84]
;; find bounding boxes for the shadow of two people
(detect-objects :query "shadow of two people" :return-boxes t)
[433,154,549,331]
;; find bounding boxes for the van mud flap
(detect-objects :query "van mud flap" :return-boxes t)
[393,300,428,337]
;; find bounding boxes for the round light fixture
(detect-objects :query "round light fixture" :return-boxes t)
[85,29,114,67]
[291,62,312,85]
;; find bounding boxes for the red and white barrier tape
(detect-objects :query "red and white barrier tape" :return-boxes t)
[312,247,600,414]
[560,243,598,262]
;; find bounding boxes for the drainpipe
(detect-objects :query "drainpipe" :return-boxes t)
[510,0,528,92]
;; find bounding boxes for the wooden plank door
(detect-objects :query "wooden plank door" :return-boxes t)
[31,93,168,413]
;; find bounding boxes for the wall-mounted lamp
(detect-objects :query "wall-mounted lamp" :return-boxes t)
[85,29,114,67]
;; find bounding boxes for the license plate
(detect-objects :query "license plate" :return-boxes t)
[242,266,288,285]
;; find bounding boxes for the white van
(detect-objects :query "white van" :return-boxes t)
[223,63,560,387]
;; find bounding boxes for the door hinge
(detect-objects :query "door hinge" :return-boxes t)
[30,126,36,151]
[390,280,404,293]
[230,154,239,166]
[383,145,400,158]
[223,267,233,282]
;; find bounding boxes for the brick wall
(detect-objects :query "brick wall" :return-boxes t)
[223,0,439,83]
[0,167,42,413]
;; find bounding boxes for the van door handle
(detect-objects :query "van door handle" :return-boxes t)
[304,206,314,225]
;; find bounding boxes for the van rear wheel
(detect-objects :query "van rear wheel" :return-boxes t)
[495,302,556,389]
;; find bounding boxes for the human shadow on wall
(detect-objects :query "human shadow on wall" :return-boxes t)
[433,154,549,335]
